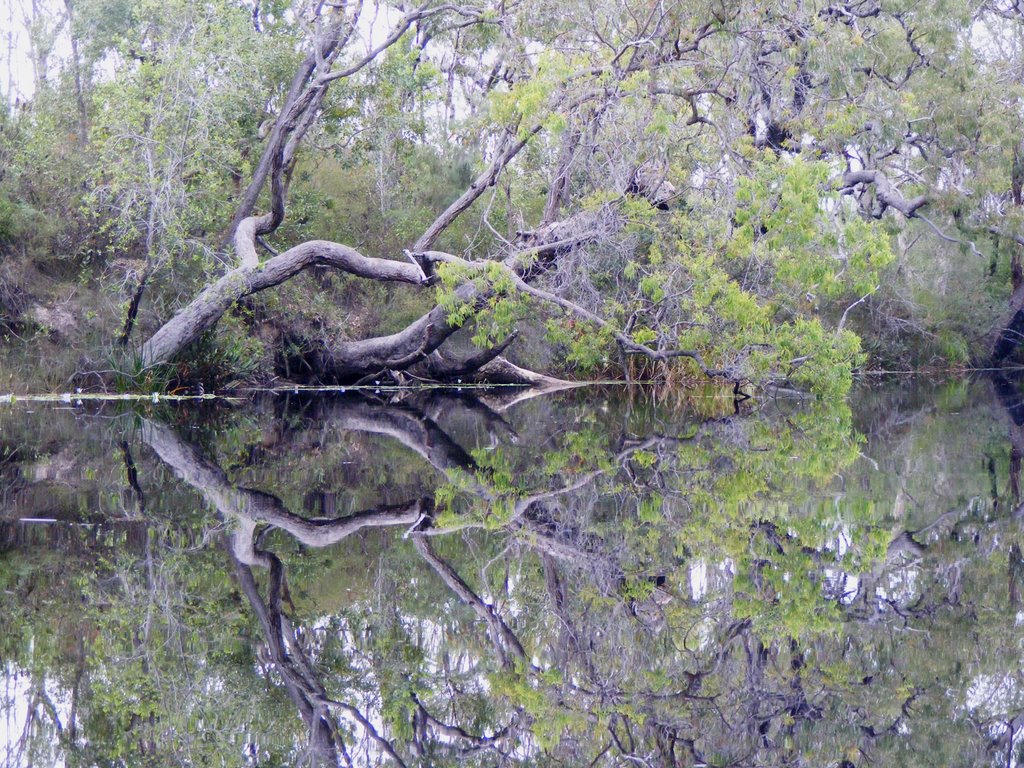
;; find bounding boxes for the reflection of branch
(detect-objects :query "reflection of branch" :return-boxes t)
[231,540,413,766]
[323,700,409,768]
[420,392,519,445]
[410,692,516,752]
[411,531,526,667]
[314,399,476,474]
[230,551,344,765]
[121,440,145,514]
[139,419,424,565]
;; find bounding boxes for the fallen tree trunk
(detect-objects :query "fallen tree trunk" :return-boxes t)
[138,196,614,380]
[139,240,426,368]
[139,192,732,387]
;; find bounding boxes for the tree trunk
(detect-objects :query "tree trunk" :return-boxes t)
[986,281,1024,365]
[139,241,425,368]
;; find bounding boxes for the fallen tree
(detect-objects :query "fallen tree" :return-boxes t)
[132,2,744,388]
[10,0,1024,389]
[126,0,944,393]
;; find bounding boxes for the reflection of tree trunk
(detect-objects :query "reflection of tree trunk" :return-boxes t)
[1013,445,1022,507]
[121,440,145,513]
[140,413,433,765]
[67,635,86,743]
[230,549,345,765]
[1010,544,1024,608]
[988,373,1024,513]
[139,418,426,565]
[541,554,599,683]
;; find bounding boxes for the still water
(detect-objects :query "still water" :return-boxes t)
[1,376,1023,767]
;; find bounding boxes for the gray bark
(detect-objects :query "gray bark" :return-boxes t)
[840,169,928,218]
[139,241,425,368]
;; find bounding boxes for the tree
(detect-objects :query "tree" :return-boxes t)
[4,0,1024,390]
[118,0,920,395]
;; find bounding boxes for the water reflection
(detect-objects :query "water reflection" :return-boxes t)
[2,379,1024,765]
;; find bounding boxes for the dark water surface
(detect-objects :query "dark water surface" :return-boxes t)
[2,377,1024,766]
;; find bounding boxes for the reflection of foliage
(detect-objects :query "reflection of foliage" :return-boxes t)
[78,539,301,765]
[4,381,1024,765]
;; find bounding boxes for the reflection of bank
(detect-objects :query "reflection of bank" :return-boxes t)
[0,518,150,553]
[10,384,1024,765]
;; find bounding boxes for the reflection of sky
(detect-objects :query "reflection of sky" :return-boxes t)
[689,559,707,601]
[966,673,1024,768]
[1,660,70,768]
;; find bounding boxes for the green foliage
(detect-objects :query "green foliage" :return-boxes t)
[730,157,895,300]
[435,260,529,347]
[544,317,617,374]
[0,0,1014,390]
[167,307,267,388]
[488,50,575,136]
[82,0,282,272]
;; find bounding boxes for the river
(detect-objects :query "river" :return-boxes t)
[0,376,1022,766]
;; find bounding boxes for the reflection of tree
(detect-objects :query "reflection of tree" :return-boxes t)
[142,417,427,765]
[230,553,345,766]
[13,384,1024,765]
[138,393,872,765]
[141,419,428,568]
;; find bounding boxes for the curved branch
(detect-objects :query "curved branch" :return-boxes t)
[421,331,519,378]
[840,169,928,218]
[225,2,472,245]
[140,241,425,367]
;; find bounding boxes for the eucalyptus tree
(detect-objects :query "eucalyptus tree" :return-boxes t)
[68,0,301,342]
[131,0,918,394]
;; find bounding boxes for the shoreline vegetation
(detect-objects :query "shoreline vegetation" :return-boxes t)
[2,0,1024,399]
